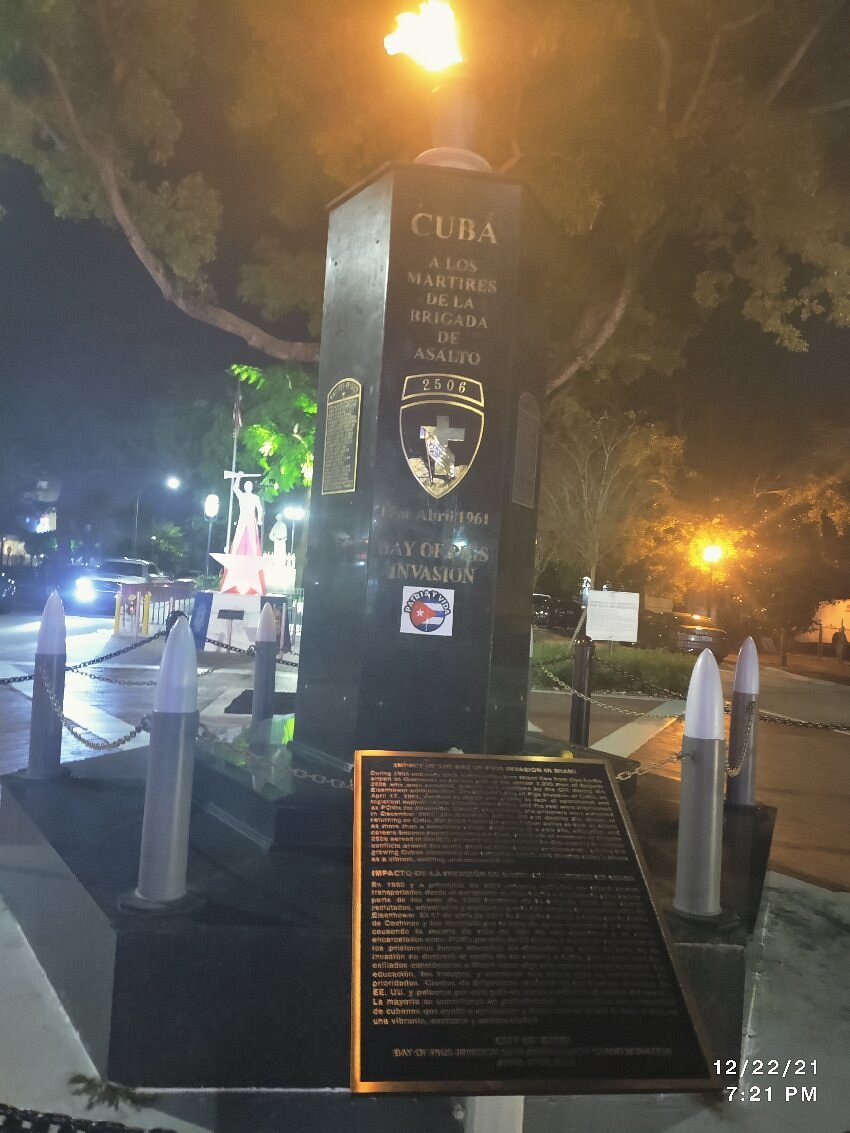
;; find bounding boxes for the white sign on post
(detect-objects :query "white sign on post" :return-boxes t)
[586,590,640,643]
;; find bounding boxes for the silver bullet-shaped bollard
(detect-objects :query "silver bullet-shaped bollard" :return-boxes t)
[121,617,200,912]
[252,601,278,727]
[673,649,726,920]
[726,636,759,808]
[464,1096,524,1133]
[27,591,67,779]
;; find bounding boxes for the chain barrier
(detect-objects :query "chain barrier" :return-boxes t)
[537,656,850,732]
[38,668,150,751]
[725,701,754,778]
[615,750,684,781]
[0,670,35,686]
[0,1099,177,1133]
[535,663,685,720]
[291,766,353,791]
[203,635,253,655]
[66,632,167,671]
[0,631,168,688]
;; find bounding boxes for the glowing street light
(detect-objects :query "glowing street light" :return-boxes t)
[384,1,463,72]
[204,491,221,575]
[701,545,724,620]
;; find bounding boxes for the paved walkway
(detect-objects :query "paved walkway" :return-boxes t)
[0,630,848,1131]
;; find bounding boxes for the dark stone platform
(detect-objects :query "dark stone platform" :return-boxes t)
[0,742,773,1093]
[0,754,351,1089]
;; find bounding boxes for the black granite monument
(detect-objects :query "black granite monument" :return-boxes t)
[295,161,551,765]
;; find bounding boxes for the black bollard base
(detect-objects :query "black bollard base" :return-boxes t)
[117,887,206,916]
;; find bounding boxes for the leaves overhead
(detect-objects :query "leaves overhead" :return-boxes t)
[0,0,848,385]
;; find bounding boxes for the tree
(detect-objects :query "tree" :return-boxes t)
[537,398,683,588]
[2,1,849,390]
[230,364,317,498]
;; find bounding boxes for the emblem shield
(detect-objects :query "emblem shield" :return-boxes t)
[398,374,484,499]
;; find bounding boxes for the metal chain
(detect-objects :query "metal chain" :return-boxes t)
[37,668,150,751]
[203,635,254,655]
[66,631,167,671]
[615,750,685,781]
[0,1098,178,1133]
[0,670,35,685]
[69,665,215,687]
[291,766,353,791]
[725,701,755,777]
[537,658,850,732]
[72,668,157,687]
[535,663,685,719]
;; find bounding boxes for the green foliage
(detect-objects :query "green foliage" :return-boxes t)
[147,521,184,573]
[533,641,697,697]
[1,1,849,379]
[231,363,317,497]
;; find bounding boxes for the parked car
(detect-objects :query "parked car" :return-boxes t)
[0,572,16,613]
[532,592,584,635]
[638,610,730,663]
[59,558,170,614]
[532,593,553,627]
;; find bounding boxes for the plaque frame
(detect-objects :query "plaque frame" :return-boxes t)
[321,377,362,496]
[351,750,721,1096]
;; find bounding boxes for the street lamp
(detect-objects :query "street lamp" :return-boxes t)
[702,544,723,619]
[132,475,181,557]
[204,493,220,575]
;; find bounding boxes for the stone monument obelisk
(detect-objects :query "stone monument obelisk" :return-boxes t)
[294,29,551,768]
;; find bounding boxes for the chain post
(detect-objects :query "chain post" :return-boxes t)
[673,651,726,921]
[569,635,594,747]
[726,636,760,806]
[27,592,67,780]
[121,618,200,913]
[252,602,278,726]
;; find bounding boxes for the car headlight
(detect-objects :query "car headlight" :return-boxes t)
[75,577,97,602]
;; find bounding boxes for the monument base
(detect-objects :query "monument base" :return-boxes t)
[0,749,774,1090]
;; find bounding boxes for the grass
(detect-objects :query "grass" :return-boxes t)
[532,641,698,697]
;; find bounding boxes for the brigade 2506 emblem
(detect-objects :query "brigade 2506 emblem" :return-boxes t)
[398,374,484,499]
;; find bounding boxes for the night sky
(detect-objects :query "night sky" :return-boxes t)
[2,154,849,514]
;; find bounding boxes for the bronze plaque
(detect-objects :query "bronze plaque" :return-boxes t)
[321,378,362,495]
[352,752,718,1095]
[511,392,540,508]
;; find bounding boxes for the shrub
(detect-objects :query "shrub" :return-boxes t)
[532,642,697,697]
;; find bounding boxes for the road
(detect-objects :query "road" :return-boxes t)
[528,659,850,892]
[0,612,116,665]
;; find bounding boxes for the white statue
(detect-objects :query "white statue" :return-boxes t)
[268,512,289,559]
[226,472,264,557]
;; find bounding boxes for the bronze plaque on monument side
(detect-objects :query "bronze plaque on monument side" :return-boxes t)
[352,752,719,1095]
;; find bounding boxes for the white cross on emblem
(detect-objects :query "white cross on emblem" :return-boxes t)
[419,416,465,482]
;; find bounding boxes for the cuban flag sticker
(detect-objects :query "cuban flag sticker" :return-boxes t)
[400,586,455,637]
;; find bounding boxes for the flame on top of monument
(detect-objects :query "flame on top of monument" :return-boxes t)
[384,1,464,72]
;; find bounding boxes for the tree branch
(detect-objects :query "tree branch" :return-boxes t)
[808,97,850,114]
[545,262,638,399]
[41,51,319,365]
[763,2,845,107]
[677,6,768,135]
[643,0,672,120]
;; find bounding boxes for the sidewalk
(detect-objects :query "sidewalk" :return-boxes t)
[760,648,850,687]
[0,633,848,1130]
